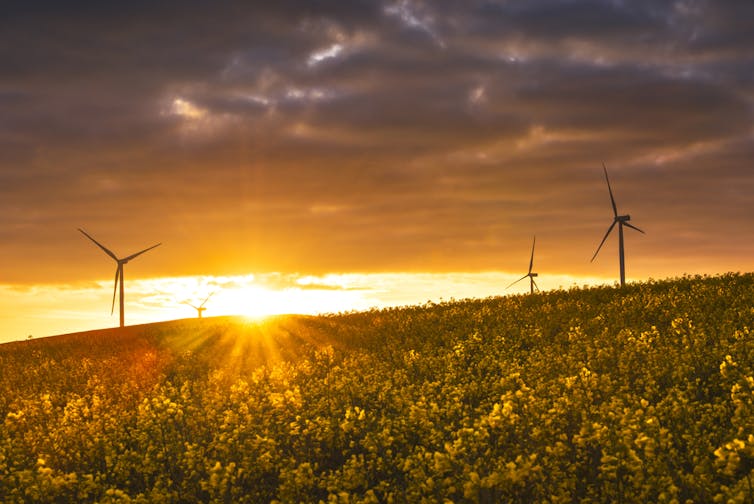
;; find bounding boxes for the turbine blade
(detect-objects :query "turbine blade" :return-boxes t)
[506,274,529,289]
[123,242,161,262]
[591,220,617,262]
[111,267,119,315]
[528,235,536,274]
[200,291,216,308]
[602,163,618,218]
[79,228,119,261]
[182,301,199,309]
[532,278,540,292]
[624,222,645,234]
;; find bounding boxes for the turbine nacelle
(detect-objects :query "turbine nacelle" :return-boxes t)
[530,272,538,278]
[617,215,631,223]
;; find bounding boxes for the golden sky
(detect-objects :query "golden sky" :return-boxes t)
[1,1,753,340]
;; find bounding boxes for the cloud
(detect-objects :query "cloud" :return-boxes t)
[0,0,752,286]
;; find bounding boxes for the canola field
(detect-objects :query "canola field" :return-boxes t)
[1,274,753,503]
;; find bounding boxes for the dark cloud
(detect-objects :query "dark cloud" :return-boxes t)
[472,0,672,39]
[0,0,753,283]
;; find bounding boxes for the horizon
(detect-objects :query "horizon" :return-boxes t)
[1,269,744,344]
[1,1,753,341]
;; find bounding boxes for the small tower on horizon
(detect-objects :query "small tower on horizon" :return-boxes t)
[183,292,215,319]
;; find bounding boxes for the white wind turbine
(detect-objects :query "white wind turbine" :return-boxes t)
[79,228,161,328]
[591,163,645,287]
[183,292,215,319]
[507,235,539,294]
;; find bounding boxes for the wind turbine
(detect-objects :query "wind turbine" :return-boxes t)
[183,292,215,319]
[590,163,644,287]
[507,235,539,294]
[78,228,161,328]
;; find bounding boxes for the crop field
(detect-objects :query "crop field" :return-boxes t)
[1,274,753,503]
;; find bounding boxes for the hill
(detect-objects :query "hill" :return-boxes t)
[1,274,753,503]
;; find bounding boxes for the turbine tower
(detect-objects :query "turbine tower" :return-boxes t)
[78,228,161,328]
[183,292,215,319]
[591,163,644,287]
[507,235,539,294]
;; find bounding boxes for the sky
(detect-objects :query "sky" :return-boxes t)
[1,0,753,341]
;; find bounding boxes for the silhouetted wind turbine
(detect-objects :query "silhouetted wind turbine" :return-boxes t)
[590,163,644,287]
[507,235,539,294]
[78,228,161,328]
[183,292,215,319]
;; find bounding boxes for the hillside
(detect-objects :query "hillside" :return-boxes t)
[1,274,753,503]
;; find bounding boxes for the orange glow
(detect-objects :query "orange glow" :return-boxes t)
[0,271,617,344]
[3,2,753,351]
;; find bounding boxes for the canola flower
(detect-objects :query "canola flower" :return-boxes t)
[0,273,753,502]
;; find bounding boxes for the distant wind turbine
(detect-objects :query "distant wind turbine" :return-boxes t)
[591,163,645,287]
[507,235,539,294]
[78,228,161,328]
[183,292,215,319]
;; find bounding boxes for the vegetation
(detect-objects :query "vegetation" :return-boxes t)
[1,274,753,503]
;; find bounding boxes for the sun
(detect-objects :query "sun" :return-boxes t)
[211,285,290,318]
[157,275,370,321]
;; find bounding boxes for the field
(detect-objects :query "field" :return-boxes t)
[1,274,753,503]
